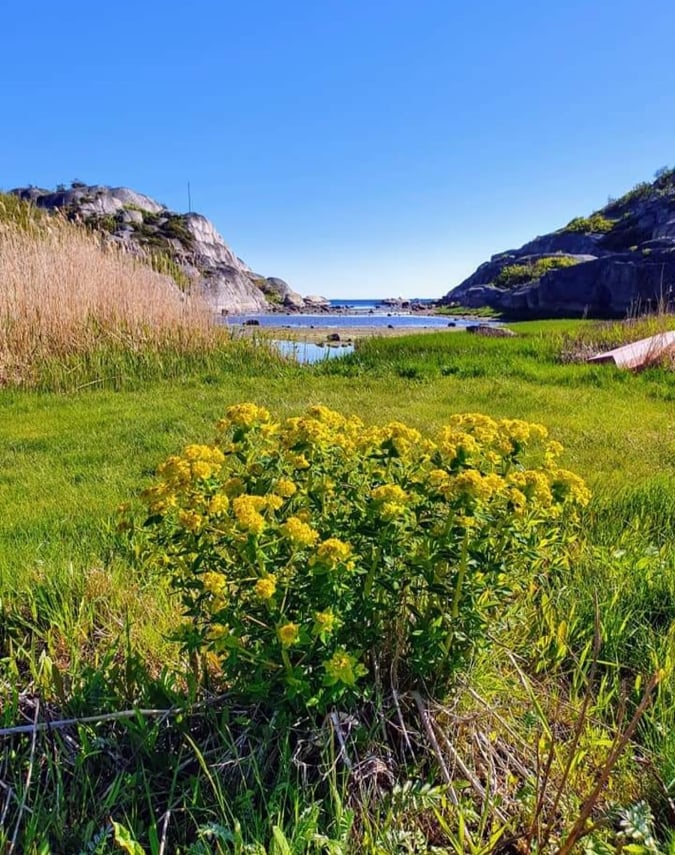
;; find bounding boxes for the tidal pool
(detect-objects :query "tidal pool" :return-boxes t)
[273,339,354,363]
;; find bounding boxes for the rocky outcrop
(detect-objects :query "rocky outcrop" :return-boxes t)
[13,184,165,216]
[9,183,325,314]
[443,169,675,318]
[304,294,332,310]
[254,277,306,309]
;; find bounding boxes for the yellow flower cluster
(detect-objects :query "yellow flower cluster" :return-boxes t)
[382,421,422,457]
[280,516,320,547]
[178,509,203,532]
[428,468,452,491]
[284,415,336,448]
[500,418,548,445]
[277,622,299,647]
[437,427,480,462]
[266,494,284,511]
[550,468,591,506]
[324,649,361,685]
[288,453,310,470]
[254,575,277,599]
[184,444,226,465]
[371,483,411,520]
[545,440,564,466]
[439,414,548,460]
[313,610,337,635]
[159,445,225,488]
[381,503,407,520]
[452,470,505,501]
[140,402,590,714]
[306,404,355,428]
[202,572,227,597]
[232,495,267,535]
[157,456,191,489]
[143,406,589,549]
[371,484,410,503]
[208,494,230,516]
[313,537,352,568]
[275,478,297,498]
[220,402,271,430]
[282,407,366,455]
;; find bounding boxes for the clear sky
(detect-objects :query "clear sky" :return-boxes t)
[3,1,675,299]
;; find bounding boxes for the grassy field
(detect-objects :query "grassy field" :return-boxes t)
[2,319,675,852]
[3,323,674,582]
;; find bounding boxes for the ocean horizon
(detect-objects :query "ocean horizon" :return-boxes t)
[222,295,475,332]
[328,297,435,309]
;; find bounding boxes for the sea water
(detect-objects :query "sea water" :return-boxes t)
[224,300,474,331]
[222,298,485,363]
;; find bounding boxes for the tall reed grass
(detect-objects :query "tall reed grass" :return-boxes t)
[0,210,215,387]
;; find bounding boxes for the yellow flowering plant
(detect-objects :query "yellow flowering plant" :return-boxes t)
[135,403,589,713]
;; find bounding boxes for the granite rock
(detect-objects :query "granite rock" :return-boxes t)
[8,183,308,314]
[443,169,675,317]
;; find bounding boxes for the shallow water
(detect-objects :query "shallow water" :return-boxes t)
[272,339,354,364]
[222,312,473,331]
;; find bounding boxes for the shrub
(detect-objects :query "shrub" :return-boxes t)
[495,256,579,288]
[136,405,589,714]
[564,214,615,234]
[161,214,194,247]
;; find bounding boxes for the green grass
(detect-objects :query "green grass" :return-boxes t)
[433,304,501,318]
[3,320,675,851]
[2,321,674,633]
[2,323,673,574]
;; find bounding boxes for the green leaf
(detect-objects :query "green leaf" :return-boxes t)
[271,825,293,855]
[112,819,147,855]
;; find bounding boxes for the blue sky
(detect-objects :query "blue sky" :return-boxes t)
[3,0,675,299]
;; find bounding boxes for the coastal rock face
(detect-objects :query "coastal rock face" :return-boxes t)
[443,169,675,317]
[9,183,324,314]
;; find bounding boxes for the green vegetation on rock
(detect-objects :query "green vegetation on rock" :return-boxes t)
[608,166,675,210]
[563,213,616,234]
[495,254,579,288]
[147,248,192,290]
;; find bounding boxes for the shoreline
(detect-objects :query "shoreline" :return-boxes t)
[229,322,465,344]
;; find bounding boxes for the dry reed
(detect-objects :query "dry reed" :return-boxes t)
[0,217,215,385]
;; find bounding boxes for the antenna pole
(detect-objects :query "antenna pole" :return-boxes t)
[187,181,192,213]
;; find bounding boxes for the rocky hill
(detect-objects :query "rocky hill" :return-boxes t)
[443,168,675,317]
[9,183,324,314]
